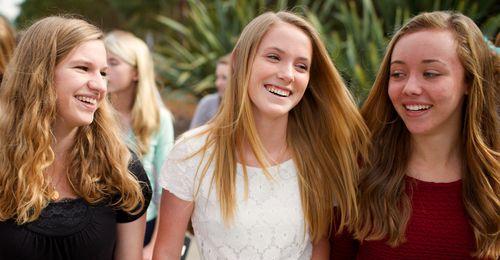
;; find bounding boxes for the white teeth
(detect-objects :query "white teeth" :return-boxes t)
[76,96,97,105]
[405,104,432,111]
[265,85,290,97]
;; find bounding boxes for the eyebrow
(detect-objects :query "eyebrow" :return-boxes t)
[422,59,445,65]
[69,59,108,70]
[390,59,446,65]
[264,47,310,62]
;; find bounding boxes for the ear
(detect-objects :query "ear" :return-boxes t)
[132,68,139,82]
[464,82,470,95]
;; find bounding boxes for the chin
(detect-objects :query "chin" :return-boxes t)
[78,117,95,127]
[405,125,433,136]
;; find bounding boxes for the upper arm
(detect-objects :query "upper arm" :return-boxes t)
[115,213,147,260]
[152,190,194,259]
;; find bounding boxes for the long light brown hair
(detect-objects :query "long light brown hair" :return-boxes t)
[0,16,145,225]
[0,15,16,79]
[104,30,162,156]
[357,11,499,259]
[187,11,369,241]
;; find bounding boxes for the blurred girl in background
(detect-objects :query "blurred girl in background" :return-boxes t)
[104,30,175,259]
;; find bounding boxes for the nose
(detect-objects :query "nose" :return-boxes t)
[88,75,107,94]
[277,63,294,84]
[402,74,422,96]
[215,78,223,89]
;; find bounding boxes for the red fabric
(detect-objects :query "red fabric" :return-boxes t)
[331,176,478,260]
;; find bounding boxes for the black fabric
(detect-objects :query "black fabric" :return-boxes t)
[0,157,151,260]
[144,218,156,246]
[115,155,152,223]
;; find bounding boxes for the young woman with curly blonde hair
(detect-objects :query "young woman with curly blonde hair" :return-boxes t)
[0,16,151,260]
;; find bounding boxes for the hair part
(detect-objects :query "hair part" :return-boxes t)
[357,11,500,259]
[0,16,145,224]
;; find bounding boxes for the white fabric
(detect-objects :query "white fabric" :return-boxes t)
[159,128,312,260]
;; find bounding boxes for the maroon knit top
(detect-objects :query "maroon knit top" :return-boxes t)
[331,176,478,260]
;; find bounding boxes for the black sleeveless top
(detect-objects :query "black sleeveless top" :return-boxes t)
[0,158,151,260]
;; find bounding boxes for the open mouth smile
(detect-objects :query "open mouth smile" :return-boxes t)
[404,104,432,111]
[264,84,291,97]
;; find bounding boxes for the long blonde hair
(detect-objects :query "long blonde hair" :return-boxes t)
[0,16,145,225]
[189,11,369,241]
[104,30,161,156]
[0,15,16,79]
[357,11,499,259]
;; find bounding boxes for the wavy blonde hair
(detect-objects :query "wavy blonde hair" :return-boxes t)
[0,16,145,225]
[356,11,499,259]
[189,11,369,241]
[104,30,161,157]
[0,15,16,79]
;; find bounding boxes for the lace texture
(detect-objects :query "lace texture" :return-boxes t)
[25,198,91,236]
[159,129,312,260]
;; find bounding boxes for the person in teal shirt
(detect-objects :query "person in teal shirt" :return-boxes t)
[104,30,174,260]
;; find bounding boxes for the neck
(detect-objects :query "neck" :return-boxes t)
[108,85,136,129]
[242,114,289,166]
[48,122,78,200]
[108,84,136,114]
[408,130,463,182]
[52,122,77,165]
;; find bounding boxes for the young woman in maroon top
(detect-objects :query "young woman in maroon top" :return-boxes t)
[330,11,499,260]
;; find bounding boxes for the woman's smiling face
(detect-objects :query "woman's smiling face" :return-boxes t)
[388,29,468,137]
[247,22,312,122]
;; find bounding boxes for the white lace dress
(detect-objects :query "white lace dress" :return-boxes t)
[159,129,312,260]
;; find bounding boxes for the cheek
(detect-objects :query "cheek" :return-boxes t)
[387,82,400,105]
[247,81,258,102]
[300,73,310,85]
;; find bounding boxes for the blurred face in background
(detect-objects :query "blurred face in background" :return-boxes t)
[215,63,229,97]
[106,51,137,94]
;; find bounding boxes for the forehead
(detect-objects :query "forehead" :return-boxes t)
[392,29,458,62]
[60,39,107,67]
[216,63,229,72]
[257,22,312,58]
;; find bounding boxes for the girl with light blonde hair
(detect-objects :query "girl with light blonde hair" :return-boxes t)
[154,11,369,259]
[104,30,174,259]
[0,16,151,260]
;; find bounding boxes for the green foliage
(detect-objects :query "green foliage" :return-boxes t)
[16,0,499,103]
[154,0,498,103]
[16,0,120,29]
[15,0,176,38]
[154,0,281,97]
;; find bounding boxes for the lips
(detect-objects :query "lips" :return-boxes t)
[264,84,291,97]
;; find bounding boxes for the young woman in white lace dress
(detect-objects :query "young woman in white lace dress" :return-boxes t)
[153,11,369,260]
